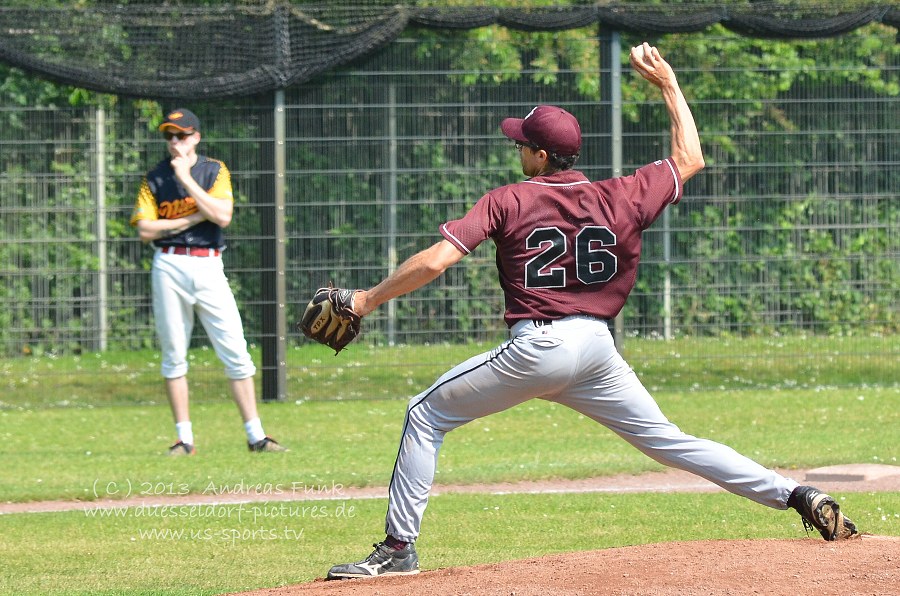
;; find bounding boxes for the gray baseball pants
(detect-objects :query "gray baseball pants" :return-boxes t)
[385,315,798,542]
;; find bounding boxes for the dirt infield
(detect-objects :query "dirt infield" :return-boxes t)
[236,535,899,596]
[225,464,900,596]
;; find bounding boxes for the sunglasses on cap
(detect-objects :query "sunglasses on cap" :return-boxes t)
[515,141,539,151]
[164,131,195,141]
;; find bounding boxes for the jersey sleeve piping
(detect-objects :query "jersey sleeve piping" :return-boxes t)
[664,158,682,204]
[440,223,472,254]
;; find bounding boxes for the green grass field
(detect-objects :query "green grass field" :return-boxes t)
[2,333,896,407]
[1,337,898,594]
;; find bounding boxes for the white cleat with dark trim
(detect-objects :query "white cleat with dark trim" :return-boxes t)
[326,541,419,579]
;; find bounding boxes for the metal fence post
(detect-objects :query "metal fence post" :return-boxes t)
[94,104,108,352]
[261,90,288,401]
[600,29,624,353]
[386,82,398,345]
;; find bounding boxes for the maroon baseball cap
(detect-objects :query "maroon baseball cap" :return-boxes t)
[158,108,200,133]
[500,105,581,156]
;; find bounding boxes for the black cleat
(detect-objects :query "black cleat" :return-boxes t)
[326,541,419,579]
[789,485,860,540]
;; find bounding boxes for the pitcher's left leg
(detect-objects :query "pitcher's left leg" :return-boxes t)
[560,324,797,509]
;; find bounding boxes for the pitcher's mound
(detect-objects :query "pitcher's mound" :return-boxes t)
[238,534,899,596]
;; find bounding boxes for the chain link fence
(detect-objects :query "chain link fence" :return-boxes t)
[1,28,897,405]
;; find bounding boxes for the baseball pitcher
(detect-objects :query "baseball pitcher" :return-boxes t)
[316,44,858,580]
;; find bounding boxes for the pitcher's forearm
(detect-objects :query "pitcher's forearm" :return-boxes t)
[662,82,704,181]
[355,241,465,316]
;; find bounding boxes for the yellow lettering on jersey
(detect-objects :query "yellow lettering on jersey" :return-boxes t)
[158,197,199,219]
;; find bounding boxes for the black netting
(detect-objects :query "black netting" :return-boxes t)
[597,7,724,34]
[724,6,888,38]
[499,6,600,32]
[886,7,900,27]
[282,5,409,89]
[0,2,895,100]
[410,7,500,29]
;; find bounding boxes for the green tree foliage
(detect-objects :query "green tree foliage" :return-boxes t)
[0,8,896,356]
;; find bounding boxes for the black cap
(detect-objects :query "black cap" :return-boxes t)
[158,108,200,134]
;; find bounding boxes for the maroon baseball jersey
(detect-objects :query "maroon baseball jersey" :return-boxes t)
[440,159,682,326]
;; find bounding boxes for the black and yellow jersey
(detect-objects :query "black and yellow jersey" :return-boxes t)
[130,155,233,249]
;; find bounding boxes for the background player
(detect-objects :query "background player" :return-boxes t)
[130,108,285,455]
[324,43,857,579]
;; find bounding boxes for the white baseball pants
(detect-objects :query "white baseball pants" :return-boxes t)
[385,315,798,542]
[151,249,256,380]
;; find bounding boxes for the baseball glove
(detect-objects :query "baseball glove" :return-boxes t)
[298,285,361,355]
